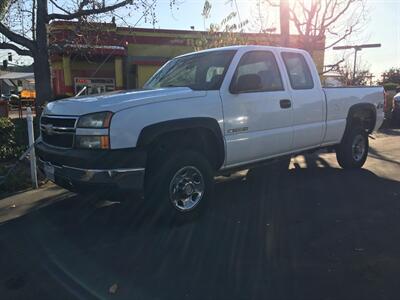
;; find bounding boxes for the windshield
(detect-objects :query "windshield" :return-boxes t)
[144,50,237,90]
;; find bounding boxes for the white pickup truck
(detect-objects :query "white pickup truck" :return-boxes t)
[36,45,385,219]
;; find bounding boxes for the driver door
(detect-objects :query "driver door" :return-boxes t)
[220,50,294,167]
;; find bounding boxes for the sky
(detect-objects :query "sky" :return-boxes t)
[134,0,400,79]
[4,0,400,80]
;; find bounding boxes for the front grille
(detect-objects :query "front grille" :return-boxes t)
[41,116,76,128]
[40,115,77,148]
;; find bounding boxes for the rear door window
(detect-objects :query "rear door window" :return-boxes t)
[281,52,314,90]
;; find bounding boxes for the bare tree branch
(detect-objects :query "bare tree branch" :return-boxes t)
[48,0,133,20]
[0,22,35,50]
[287,0,365,55]
[298,0,310,15]
[0,42,32,56]
[337,59,372,85]
[79,0,91,10]
[264,0,279,7]
[323,0,353,29]
[320,58,344,74]
[20,9,34,14]
[324,26,353,49]
[49,0,71,15]
[289,8,304,35]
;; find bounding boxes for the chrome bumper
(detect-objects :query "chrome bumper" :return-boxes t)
[38,159,145,191]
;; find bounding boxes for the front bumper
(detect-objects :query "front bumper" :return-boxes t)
[35,141,146,191]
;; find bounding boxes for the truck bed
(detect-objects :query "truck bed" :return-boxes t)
[322,86,385,145]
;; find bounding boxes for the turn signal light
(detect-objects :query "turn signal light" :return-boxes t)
[100,136,110,149]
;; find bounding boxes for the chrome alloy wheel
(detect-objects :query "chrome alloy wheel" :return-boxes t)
[169,166,205,211]
[352,134,366,162]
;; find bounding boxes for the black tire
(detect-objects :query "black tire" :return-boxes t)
[336,126,369,169]
[144,150,214,223]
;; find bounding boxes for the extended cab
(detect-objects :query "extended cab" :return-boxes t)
[36,46,385,218]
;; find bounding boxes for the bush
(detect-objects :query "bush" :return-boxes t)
[0,117,38,162]
[0,118,14,144]
[12,117,39,147]
[0,162,32,195]
[0,118,21,161]
[0,117,43,195]
[383,82,398,91]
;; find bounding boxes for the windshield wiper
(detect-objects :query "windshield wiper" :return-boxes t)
[164,84,187,88]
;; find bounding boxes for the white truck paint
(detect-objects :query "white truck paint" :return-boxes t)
[42,46,384,166]
[37,45,385,215]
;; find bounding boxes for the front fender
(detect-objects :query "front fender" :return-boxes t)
[109,92,224,149]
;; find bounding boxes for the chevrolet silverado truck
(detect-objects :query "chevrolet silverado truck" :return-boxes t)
[36,46,385,219]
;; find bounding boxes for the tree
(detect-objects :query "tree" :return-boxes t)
[193,0,248,51]
[381,68,400,85]
[288,0,366,51]
[337,61,372,86]
[0,0,156,111]
[260,0,366,71]
[279,0,289,46]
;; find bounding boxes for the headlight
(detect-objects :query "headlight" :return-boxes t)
[77,112,113,128]
[75,135,110,149]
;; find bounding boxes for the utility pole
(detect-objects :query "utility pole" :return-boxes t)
[333,43,381,85]
[280,0,289,47]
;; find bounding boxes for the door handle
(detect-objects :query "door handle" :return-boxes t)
[280,99,291,109]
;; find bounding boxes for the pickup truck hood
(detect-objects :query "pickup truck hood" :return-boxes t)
[44,88,206,116]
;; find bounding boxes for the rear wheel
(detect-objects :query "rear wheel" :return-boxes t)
[145,150,214,222]
[336,126,369,169]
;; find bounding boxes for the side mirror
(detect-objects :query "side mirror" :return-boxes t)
[231,74,262,94]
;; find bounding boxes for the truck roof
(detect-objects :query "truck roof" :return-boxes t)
[175,45,308,59]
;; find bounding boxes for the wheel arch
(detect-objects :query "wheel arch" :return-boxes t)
[137,117,226,169]
[345,103,377,134]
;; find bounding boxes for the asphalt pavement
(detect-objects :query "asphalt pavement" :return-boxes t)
[0,129,400,300]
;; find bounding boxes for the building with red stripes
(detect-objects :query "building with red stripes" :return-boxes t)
[49,21,325,97]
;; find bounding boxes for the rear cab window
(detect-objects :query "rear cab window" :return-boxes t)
[281,52,314,90]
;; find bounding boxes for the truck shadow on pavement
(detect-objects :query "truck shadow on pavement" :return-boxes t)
[369,145,400,166]
[379,128,400,135]
[1,154,400,300]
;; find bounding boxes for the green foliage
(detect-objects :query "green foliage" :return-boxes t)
[12,117,39,147]
[0,117,41,194]
[0,0,11,20]
[0,117,19,161]
[381,68,400,85]
[383,82,399,91]
[0,117,38,161]
[337,66,372,86]
[0,163,32,195]
[201,0,211,19]
[192,1,249,51]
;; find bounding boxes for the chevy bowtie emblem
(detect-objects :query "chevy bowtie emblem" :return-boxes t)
[43,124,55,135]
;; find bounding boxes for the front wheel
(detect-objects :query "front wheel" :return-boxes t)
[336,126,369,169]
[145,150,214,222]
